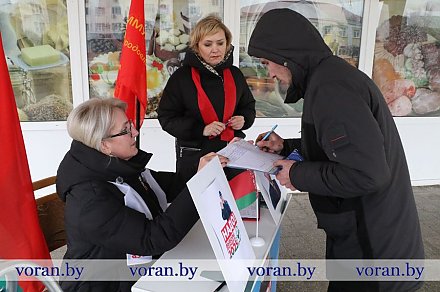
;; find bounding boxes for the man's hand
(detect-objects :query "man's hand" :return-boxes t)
[197,153,229,172]
[274,159,297,191]
[255,131,284,153]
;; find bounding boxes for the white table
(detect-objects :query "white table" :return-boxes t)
[132,195,291,292]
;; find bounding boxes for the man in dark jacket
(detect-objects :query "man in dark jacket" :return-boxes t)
[249,9,424,292]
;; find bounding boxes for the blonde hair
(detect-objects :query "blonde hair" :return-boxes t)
[189,15,232,53]
[67,98,127,152]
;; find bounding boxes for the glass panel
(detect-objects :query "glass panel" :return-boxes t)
[85,0,224,118]
[239,0,365,118]
[1,0,73,122]
[373,0,440,117]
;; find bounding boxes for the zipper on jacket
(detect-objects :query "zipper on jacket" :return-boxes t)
[179,146,201,158]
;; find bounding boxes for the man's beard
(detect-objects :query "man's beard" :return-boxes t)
[274,78,290,101]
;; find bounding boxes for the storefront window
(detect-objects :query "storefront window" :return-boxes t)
[1,0,73,122]
[85,0,224,118]
[239,0,364,118]
[373,0,440,116]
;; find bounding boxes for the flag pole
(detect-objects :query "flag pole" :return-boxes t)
[250,193,265,247]
[136,99,140,148]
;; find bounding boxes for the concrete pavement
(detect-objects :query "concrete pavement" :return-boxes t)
[278,185,440,291]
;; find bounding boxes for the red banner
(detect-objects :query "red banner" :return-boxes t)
[114,0,147,128]
[0,33,51,292]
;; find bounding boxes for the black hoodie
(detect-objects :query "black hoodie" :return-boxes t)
[249,8,332,103]
[249,9,423,292]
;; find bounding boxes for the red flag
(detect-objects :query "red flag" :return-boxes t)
[114,0,147,128]
[0,33,51,291]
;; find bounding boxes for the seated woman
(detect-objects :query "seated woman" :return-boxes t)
[56,97,227,292]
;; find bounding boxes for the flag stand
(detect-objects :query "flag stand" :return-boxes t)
[250,193,265,247]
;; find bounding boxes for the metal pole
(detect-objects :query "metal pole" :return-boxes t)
[136,99,140,149]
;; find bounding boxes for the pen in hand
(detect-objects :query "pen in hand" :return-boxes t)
[261,124,278,141]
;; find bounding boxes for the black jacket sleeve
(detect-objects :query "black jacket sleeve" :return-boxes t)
[290,82,391,198]
[280,138,301,156]
[231,67,256,131]
[157,70,205,141]
[77,181,198,256]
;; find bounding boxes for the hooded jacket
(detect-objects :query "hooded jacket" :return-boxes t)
[157,47,256,180]
[56,140,199,292]
[249,9,423,292]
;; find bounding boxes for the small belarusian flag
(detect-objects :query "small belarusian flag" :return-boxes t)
[228,170,257,210]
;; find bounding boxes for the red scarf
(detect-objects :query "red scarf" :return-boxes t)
[191,67,236,142]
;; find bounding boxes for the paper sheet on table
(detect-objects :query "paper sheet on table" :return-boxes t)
[217,139,283,174]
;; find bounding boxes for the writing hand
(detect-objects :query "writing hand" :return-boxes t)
[274,159,297,191]
[255,131,284,153]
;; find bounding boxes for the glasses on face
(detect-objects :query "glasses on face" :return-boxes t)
[104,120,133,139]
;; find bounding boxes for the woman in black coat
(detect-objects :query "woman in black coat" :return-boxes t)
[157,15,256,182]
[56,98,227,291]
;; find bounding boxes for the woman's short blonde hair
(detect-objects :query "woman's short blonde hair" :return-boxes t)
[189,15,232,53]
[67,98,127,152]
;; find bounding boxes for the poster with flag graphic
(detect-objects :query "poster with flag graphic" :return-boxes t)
[114,0,147,128]
[228,169,259,219]
[0,33,51,292]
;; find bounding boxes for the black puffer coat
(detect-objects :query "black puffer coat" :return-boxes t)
[56,140,199,292]
[157,47,256,181]
[249,9,424,292]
